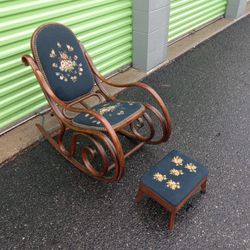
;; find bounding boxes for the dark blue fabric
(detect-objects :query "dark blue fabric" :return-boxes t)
[73,100,144,129]
[141,150,208,206]
[33,24,94,102]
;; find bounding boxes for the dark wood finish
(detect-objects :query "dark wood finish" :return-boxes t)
[21,28,172,182]
[135,188,145,203]
[168,211,177,231]
[136,177,207,230]
[201,180,207,193]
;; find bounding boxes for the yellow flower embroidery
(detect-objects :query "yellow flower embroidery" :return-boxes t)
[96,103,127,116]
[185,163,197,173]
[153,172,167,182]
[166,180,181,190]
[171,156,183,166]
[98,105,117,115]
[169,168,184,176]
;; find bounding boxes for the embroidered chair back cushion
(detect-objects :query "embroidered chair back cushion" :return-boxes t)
[32,23,94,102]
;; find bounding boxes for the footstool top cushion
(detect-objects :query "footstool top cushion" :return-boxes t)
[141,150,208,206]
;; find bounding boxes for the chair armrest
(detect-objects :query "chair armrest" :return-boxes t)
[82,51,170,121]
[104,80,172,132]
[22,55,66,107]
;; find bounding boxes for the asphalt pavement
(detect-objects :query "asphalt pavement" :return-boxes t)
[1,16,250,249]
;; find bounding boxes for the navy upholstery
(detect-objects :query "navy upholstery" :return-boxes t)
[33,23,94,102]
[73,100,144,129]
[141,150,208,206]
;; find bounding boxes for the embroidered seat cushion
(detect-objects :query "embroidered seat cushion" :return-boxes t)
[32,23,94,102]
[73,100,145,130]
[141,150,208,206]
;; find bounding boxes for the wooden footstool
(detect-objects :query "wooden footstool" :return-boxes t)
[136,150,208,230]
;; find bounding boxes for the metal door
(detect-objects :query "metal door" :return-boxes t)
[168,0,228,42]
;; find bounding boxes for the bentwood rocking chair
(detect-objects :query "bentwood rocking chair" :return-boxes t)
[22,23,171,182]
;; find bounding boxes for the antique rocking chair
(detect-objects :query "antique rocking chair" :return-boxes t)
[22,23,171,182]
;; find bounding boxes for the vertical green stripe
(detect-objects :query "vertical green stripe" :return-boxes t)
[168,0,228,42]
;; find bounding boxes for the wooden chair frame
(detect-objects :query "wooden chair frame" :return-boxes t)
[22,33,171,182]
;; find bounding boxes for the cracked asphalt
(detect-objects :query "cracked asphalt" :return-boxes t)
[1,16,250,249]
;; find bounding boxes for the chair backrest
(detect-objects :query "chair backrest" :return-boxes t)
[32,23,94,102]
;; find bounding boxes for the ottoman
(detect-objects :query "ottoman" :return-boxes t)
[136,150,208,230]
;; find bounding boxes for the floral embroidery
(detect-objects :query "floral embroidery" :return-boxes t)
[153,171,182,190]
[97,105,118,115]
[153,172,167,182]
[49,42,83,83]
[171,156,183,166]
[185,163,197,173]
[94,103,127,116]
[169,168,184,176]
[84,102,129,124]
[166,180,181,190]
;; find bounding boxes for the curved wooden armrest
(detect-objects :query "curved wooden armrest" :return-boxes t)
[22,55,38,70]
[104,80,172,131]
[22,55,66,107]
[82,51,170,115]
[84,48,172,135]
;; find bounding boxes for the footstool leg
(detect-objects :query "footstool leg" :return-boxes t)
[168,211,177,231]
[201,179,207,193]
[135,188,144,203]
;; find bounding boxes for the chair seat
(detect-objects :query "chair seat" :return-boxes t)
[73,100,145,130]
[141,150,208,206]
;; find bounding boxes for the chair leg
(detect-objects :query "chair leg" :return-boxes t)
[135,188,144,203]
[201,179,207,193]
[168,211,177,231]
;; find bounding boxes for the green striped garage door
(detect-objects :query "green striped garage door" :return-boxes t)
[0,0,132,132]
[168,0,228,42]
